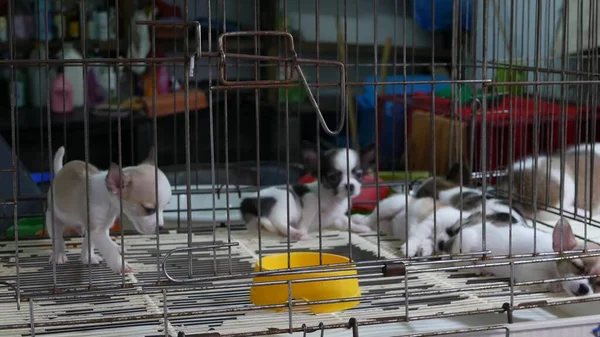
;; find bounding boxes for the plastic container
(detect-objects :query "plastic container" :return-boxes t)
[53,12,65,39]
[143,67,170,97]
[414,0,474,32]
[249,252,360,314]
[57,43,84,107]
[28,43,55,108]
[95,11,109,41]
[353,75,451,170]
[157,66,170,94]
[0,17,8,42]
[95,65,117,100]
[87,69,105,107]
[51,71,74,114]
[86,13,97,40]
[15,69,25,108]
[35,0,53,41]
[68,7,80,39]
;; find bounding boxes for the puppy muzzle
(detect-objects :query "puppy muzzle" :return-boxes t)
[132,219,163,235]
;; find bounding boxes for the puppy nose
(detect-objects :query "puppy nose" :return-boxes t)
[577,283,590,295]
[158,224,164,231]
[437,240,446,252]
[346,184,355,193]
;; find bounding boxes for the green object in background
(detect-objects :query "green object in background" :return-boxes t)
[378,170,430,184]
[494,63,527,95]
[279,81,307,103]
[275,15,308,105]
[5,217,45,239]
[436,85,499,105]
[436,85,474,104]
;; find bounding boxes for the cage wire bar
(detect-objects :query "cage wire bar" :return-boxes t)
[1,0,600,336]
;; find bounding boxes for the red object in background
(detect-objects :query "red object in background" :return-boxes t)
[298,173,391,212]
[110,218,121,234]
[155,0,183,18]
[378,93,600,176]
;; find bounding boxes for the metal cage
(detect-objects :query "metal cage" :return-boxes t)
[1,0,600,336]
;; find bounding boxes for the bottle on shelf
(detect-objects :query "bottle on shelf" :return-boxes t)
[57,43,84,107]
[35,0,53,41]
[51,67,74,114]
[0,17,8,43]
[15,68,25,108]
[68,5,80,39]
[28,43,55,108]
[86,8,97,41]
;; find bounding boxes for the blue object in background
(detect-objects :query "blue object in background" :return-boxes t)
[414,0,474,32]
[30,172,53,184]
[345,75,451,170]
[35,0,53,41]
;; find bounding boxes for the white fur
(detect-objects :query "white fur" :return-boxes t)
[447,221,592,296]
[46,147,172,274]
[398,204,471,257]
[352,192,471,257]
[246,182,370,240]
[353,184,528,257]
[241,148,373,240]
[511,145,597,217]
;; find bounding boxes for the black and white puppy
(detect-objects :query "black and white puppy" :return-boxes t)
[239,143,376,240]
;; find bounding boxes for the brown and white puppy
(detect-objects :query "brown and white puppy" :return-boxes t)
[352,164,471,256]
[497,143,600,219]
[442,215,598,297]
[46,146,172,274]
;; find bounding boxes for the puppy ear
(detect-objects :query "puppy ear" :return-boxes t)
[105,163,132,195]
[552,218,578,252]
[140,146,156,166]
[359,143,377,170]
[301,141,319,173]
[446,162,471,185]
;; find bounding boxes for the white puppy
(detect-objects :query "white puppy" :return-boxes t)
[352,165,527,257]
[239,143,376,240]
[441,216,595,297]
[46,146,172,274]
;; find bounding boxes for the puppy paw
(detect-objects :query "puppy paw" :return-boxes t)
[119,263,134,275]
[49,251,68,264]
[290,230,310,241]
[351,224,372,234]
[80,252,103,265]
[350,213,368,224]
[400,239,434,257]
[400,242,418,257]
[106,256,134,275]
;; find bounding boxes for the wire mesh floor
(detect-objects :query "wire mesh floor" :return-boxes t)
[0,215,598,337]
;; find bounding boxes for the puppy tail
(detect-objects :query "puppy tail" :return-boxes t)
[53,146,66,174]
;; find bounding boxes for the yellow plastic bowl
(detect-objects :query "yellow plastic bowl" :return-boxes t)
[249,252,361,314]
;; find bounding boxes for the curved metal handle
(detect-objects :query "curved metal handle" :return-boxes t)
[215,31,347,136]
[0,281,20,310]
[295,63,346,136]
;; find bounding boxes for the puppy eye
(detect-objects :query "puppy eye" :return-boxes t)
[353,169,364,179]
[143,206,156,215]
